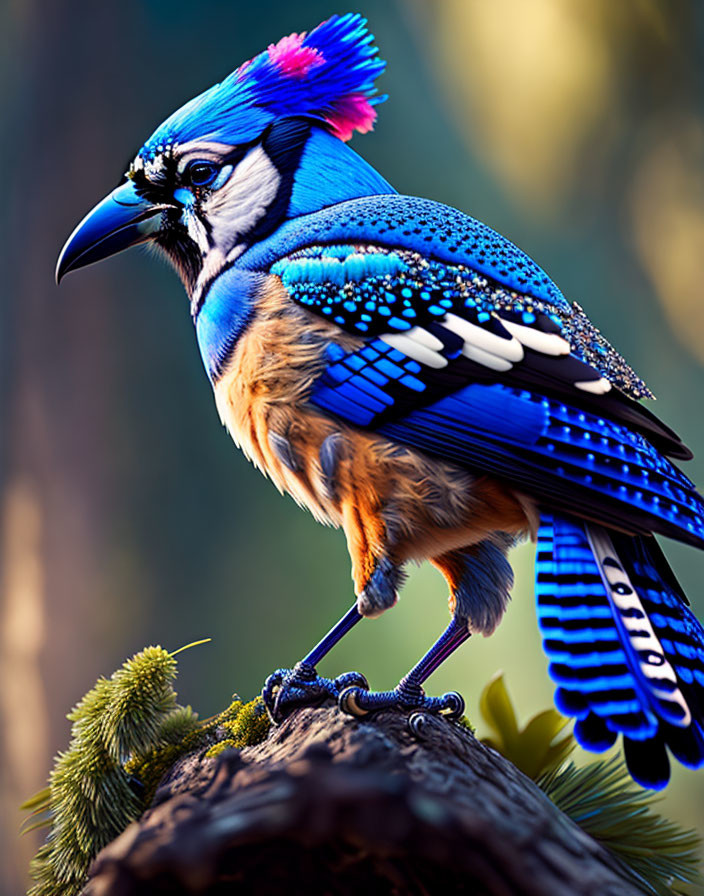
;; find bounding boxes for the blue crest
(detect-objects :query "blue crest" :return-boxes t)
[140,13,386,160]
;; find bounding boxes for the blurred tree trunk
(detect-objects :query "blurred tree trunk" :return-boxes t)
[0,2,139,892]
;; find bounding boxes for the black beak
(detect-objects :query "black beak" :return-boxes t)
[56,179,170,283]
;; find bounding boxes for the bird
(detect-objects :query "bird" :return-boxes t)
[56,12,704,790]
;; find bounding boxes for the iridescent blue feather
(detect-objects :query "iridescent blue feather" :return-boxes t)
[537,513,704,789]
[141,13,386,157]
[244,195,568,308]
[312,378,704,546]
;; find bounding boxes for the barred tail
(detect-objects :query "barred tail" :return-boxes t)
[536,512,704,789]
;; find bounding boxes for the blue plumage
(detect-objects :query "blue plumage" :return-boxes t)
[141,13,385,157]
[536,513,704,788]
[195,267,264,381]
[287,130,395,217]
[241,194,569,310]
[267,235,651,399]
[57,11,704,787]
[377,384,704,546]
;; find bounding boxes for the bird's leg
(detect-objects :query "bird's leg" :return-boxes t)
[262,549,401,723]
[337,539,515,719]
[262,603,369,723]
[338,614,469,718]
[264,495,402,723]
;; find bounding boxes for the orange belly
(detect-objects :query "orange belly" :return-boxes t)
[213,277,535,624]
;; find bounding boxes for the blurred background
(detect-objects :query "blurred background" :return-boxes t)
[2,0,704,891]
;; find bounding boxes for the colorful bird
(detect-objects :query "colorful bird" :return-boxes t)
[57,13,704,789]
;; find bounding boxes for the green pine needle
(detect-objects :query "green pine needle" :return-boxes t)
[477,673,703,896]
[20,788,51,812]
[25,646,196,896]
[25,645,270,896]
[538,757,704,896]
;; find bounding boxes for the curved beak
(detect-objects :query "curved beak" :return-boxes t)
[56,179,169,284]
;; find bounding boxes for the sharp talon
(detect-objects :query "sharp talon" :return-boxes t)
[268,696,282,725]
[407,711,431,739]
[263,667,370,723]
[338,686,371,717]
[261,669,286,716]
[439,691,465,720]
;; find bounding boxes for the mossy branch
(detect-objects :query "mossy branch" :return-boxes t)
[25,651,702,896]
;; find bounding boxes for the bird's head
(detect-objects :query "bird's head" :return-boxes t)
[57,13,387,297]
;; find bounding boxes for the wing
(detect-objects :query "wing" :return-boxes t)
[242,195,685,454]
[240,195,704,547]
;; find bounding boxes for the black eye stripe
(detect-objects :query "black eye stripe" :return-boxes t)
[129,136,261,198]
[220,137,261,166]
[129,168,172,203]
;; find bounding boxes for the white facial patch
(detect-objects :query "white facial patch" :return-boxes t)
[201,145,280,260]
[183,207,211,255]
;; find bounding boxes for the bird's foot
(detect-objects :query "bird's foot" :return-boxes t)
[338,676,465,720]
[263,662,369,723]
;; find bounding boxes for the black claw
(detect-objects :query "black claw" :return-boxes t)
[262,666,369,724]
[407,711,431,739]
[338,685,371,717]
[264,666,464,726]
[439,691,465,720]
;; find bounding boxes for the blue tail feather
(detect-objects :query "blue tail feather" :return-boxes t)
[536,512,704,789]
[574,713,618,752]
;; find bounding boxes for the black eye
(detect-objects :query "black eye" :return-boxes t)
[186,161,219,188]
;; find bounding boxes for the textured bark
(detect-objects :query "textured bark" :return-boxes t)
[82,705,644,896]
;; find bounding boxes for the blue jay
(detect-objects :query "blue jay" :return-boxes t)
[57,13,704,789]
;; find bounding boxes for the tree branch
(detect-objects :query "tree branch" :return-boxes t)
[82,705,645,895]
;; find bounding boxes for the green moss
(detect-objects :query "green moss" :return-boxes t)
[126,696,270,799]
[455,715,475,735]
[203,696,271,758]
[219,696,271,747]
[122,721,203,806]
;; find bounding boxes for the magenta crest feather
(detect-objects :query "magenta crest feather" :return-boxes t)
[266,33,325,79]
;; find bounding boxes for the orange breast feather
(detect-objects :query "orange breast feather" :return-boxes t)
[213,277,534,608]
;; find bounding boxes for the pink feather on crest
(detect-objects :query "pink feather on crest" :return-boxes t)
[325,93,378,141]
[267,33,325,78]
